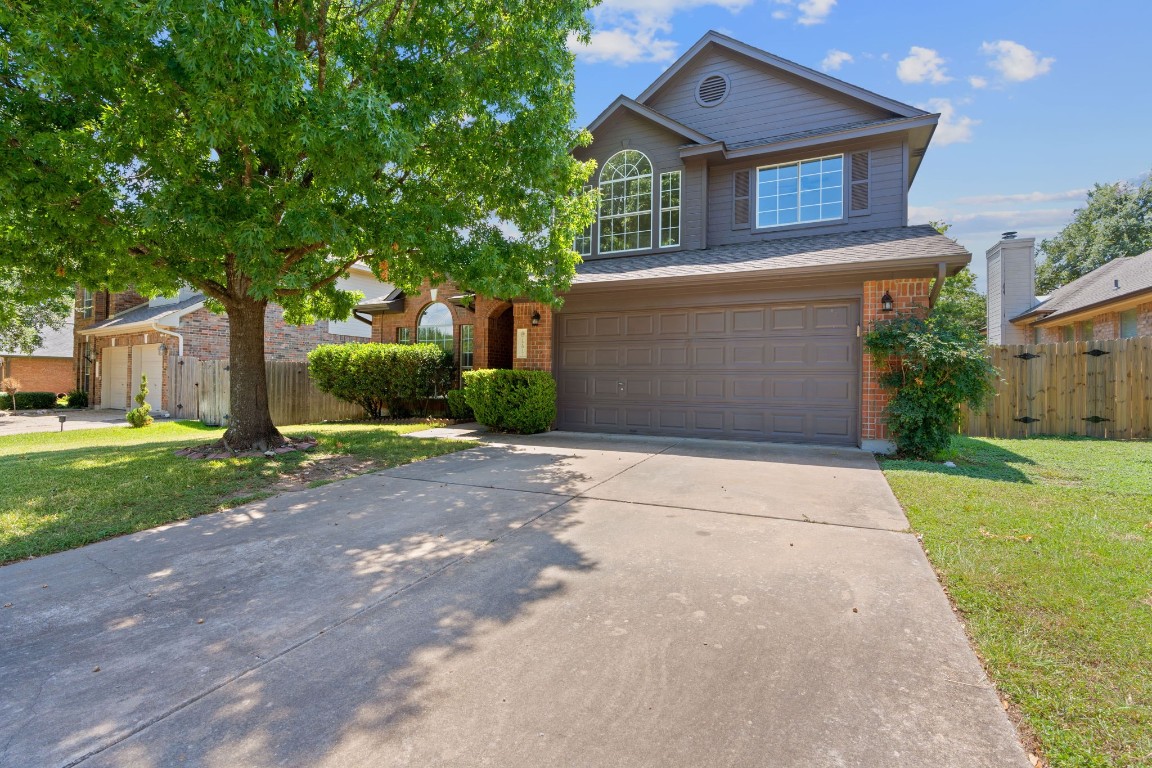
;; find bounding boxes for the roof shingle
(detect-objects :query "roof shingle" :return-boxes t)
[574,225,969,285]
[1013,249,1152,322]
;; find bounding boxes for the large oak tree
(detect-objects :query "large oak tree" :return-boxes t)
[1,0,596,449]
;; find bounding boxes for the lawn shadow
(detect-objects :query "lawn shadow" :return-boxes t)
[0,460,596,767]
[881,437,1038,484]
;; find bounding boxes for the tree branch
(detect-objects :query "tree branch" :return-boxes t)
[273,253,361,297]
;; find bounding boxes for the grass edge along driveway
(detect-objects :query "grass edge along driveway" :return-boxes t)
[0,420,473,565]
[883,436,1152,768]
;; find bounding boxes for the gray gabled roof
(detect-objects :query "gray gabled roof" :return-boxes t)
[726,116,929,151]
[574,226,969,285]
[637,31,927,119]
[82,294,205,333]
[585,95,715,145]
[0,318,74,358]
[1011,249,1152,323]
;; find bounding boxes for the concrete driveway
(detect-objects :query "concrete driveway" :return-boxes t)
[0,409,129,437]
[0,431,1030,768]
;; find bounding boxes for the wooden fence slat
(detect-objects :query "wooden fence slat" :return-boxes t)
[961,337,1148,440]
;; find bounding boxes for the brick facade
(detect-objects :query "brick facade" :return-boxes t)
[0,356,73,394]
[860,278,934,445]
[368,281,546,374]
[1021,301,1152,343]
[81,292,370,410]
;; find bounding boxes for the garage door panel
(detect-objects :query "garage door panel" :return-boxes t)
[556,299,860,445]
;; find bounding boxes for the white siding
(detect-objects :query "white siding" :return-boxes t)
[328,271,392,337]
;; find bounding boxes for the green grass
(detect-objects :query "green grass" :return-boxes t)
[0,421,472,565]
[883,436,1152,768]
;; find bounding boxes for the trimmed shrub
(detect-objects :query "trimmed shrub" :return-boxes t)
[462,369,556,434]
[126,375,154,428]
[0,391,59,410]
[309,343,454,419]
[446,388,473,421]
[65,389,89,408]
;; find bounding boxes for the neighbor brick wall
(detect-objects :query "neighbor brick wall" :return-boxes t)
[177,304,367,362]
[861,278,933,443]
[1093,312,1120,340]
[1,357,73,394]
[1023,301,1152,343]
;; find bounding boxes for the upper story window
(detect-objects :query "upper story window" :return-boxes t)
[599,150,652,254]
[574,185,593,257]
[417,303,454,356]
[79,288,94,318]
[756,154,843,229]
[659,171,681,247]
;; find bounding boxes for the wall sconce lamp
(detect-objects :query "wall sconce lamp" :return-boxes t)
[880,291,894,312]
[531,311,541,327]
[158,343,168,354]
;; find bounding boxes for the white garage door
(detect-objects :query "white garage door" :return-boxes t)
[132,345,164,411]
[101,346,129,410]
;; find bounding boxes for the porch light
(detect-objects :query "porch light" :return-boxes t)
[531,311,541,326]
[880,291,894,312]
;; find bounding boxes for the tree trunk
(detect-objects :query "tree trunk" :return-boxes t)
[221,295,284,451]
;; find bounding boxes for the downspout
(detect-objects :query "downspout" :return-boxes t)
[928,262,947,310]
[150,323,184,357]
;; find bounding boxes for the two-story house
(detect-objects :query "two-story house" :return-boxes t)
[362,31,972,451]
[74,265,392,416]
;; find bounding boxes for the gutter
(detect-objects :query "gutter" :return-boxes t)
[150,323,184,356]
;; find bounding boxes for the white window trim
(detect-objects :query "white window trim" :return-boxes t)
[598,150,654,255]
[659,171,681,248]
[753,153,846,231]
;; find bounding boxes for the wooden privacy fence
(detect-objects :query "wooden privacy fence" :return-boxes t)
[168,357,366,426]
[961,337,1152,439]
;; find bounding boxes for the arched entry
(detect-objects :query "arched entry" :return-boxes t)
[486,303,514,370]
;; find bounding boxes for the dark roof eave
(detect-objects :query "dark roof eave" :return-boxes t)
[570,253,970,292]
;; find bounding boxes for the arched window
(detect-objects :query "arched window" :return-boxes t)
[599,150,652,254]
[417,303,454,356]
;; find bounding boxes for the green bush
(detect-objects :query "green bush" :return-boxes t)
[462,369,556,434]
[126,375,154,428]
[309,343,454,419]
[65,389,89,408]
[864,312,997,459]
[0,391,58,410]
[446,388,474,421]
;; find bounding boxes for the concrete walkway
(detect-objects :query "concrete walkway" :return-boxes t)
[0,431,1030,767]
[0,409,128,437]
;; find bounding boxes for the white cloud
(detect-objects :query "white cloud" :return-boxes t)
[772,9,790,19]
[571,0,753,66]
[981,40,1055,82]
[797,0,837,25]
[897,46,952,85]
[920,98,979,145]
[968,75,988,89]
[821,49,854,72]
[954,189,1088,206]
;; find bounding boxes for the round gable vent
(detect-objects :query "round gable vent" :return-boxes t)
[695,73,730,107]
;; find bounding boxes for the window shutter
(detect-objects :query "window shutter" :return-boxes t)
[733,169,751,229]
[849,152,870,216]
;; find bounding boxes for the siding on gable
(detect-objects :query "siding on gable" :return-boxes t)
[646,48,893,146]
[706,138,907,248]
[576,109,703,257]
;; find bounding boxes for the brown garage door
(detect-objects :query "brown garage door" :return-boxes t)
[555,300,860,445]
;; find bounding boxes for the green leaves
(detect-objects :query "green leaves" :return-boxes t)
[1036,176,1152,294]
[1,0,596,308]
[865,313,998,459]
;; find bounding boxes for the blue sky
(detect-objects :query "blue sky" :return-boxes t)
[571,0,1151,291]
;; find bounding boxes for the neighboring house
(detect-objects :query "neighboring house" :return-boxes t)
[0,319,75,395]
[988,235,1152,344]
[360,31,970,451]
[74,266,392,416]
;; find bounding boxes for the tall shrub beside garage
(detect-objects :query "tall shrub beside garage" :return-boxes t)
[462,370,556,434]
[864,314,997,458]
[309,343,453,418]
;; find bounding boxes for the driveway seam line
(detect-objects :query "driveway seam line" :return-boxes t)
[61,492,578,768]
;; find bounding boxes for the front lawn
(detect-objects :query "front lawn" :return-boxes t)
[883,436,1152,768]
[0,421,472,565]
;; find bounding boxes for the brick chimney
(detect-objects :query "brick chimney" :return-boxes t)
[986,232,1036,344]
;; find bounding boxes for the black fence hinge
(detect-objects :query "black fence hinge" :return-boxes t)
[1014,352,1043,360]
[1014,416,1041,424]
[1083,349,1110,357]
[1083,415,1111,424]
